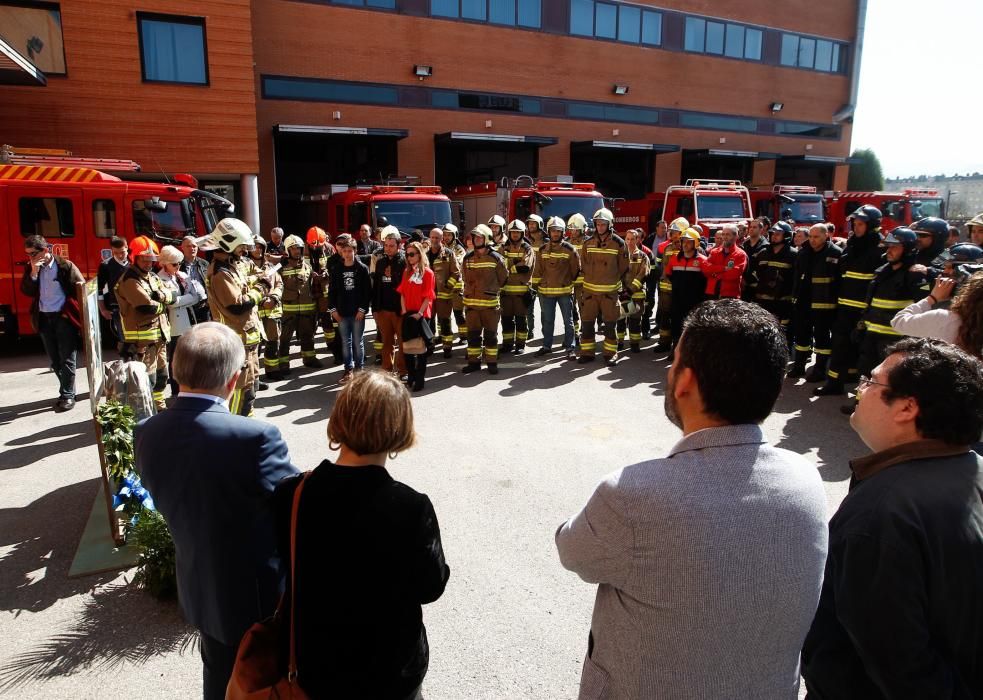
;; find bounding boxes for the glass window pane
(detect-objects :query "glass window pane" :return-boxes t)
[617,5,639,43]
[605,105,658,124]
[724,23,744,58]
[431,91,457,108]
[705,21,724,54]
[461,0,486,20]
[333,0,363,6]
[679,113,757,132]
[780,33,798,65]
[798,37,815,68]
[489,0,514,24]
[814,39,832,71]
[0,4,67,74]
[744,28,762,60]
[431,0,458,15]
[570,0,593,36]
[263,77,398,104]
[93,200,117,238]
[517,0,540,27]
[684,17,705,52]
[520,98,541,114]
[367,0,396,7]
[140,18,207,84]
[19,198,74,238]
[594,2,616,39]
[831,43,841,72]
[568,103,605,120]
[641,11,662,45]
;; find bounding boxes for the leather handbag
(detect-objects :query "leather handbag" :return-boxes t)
[226,474,310,700]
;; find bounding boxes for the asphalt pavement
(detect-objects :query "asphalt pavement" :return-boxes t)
[0,324,863,699]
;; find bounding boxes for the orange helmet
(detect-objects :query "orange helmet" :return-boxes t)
[306,226,327,248]
[130,235,160,262]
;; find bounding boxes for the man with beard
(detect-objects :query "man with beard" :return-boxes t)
[556,299,828,700]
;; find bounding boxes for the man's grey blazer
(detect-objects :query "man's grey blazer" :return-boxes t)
[556,424,828,699]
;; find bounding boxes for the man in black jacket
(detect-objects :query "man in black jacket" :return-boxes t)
[802,337,983,700]
[20,235,85,411]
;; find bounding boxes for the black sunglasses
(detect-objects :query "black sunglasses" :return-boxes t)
[406,251,419,258]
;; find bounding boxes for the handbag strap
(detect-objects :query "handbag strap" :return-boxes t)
[287,472,310,681]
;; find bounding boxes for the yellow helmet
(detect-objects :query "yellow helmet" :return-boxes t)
[680,228,701,243]
[592,208,614,225]
[284,234,305,250]
[566,213,588,232]
[669,217,690,233]
[547,215,566,231]
[968,212,983,229]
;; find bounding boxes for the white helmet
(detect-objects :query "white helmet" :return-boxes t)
[283,234,305,251]
[669,216,690,233]
[592,208,614,225]
[487,214,506,229]
[201,217,254,253]
[526,214,545,230]
[566,213,587,232]
[380,225,401,241]
[507,219,527,233]
[442,222,459,236]
[547,216,566,231]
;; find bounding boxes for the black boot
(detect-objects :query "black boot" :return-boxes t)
[404,355,417,388]
[813,379,844,396]
[487,363,499,375]
[805,356,829,383]
[787,350,809,378]
[462,363,480,374]
[414,355,428,391]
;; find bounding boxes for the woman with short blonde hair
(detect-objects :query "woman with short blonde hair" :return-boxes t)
[273,370,449,699]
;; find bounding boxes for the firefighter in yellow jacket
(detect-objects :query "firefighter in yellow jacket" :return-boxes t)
[500,219,536,354]
[428,227,463,358]
[531,215,580,360]
[616,229,651,354]
[204,218,267,416]
[579,208,630,366]
[566,213,589,334]
[249,235,284,381]
[115,235,177,411]
[442,223,468,344]
[461,224,509,375]
[278,234,322,371]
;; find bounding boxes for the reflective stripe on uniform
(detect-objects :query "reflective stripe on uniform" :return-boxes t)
[837,298,868,309]
[583,282,620,293]
[865,321,901,335]
[843,271,875,280]
[870,297,912,310]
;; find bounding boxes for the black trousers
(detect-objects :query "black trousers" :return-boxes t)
[793,307,835,358]
[38,312,80,400]
[827,307,864,382]
[857,331,898,378]
[199,631,239,700]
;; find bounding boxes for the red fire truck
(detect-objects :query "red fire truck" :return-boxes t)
[824,188,946,236]
[0,147,232,339]
[306,180,454,240]
[749,185,827,225]
[448,176,605,230]
[614,180,753,232]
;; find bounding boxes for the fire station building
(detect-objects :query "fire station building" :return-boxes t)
[1,0,864,235]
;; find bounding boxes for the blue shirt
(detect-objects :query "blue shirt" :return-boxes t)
[38,257,66,313]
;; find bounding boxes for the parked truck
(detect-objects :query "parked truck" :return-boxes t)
[448,176,605,230]
[749,185,826,225]
[613,179,753,233]
[824,187,945,236]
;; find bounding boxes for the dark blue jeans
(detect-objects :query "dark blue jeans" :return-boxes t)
[338,315,365,370]
[539,294,576,350]
[38,312,79,400]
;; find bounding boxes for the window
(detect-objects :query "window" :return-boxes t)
[570,0,593,35]
[435,0,537,25]
[461,0,486,20]
[431,0,457,16]
[798,37,815,69]
[617,5,639,42]
[686,17,758,60]
[93,200,117,238]
[594,2,616,39]
[814,39,833,72]
[335,0,396,7]
[517,0,540,27]
[774,121,840,139]
[744,28,762,60]
[263,77,399,104]
[567,102,658,124]
[569,0,656,45]
[780,34,798,66]
[489,0,514,24]
[0,1,67,74]
[640,10,661,46]
[137,14,208,85]
[679,112,757,132]
[684,17,705,52]
[132,200,190,237]
[781,32,844,72]
[724,24,744,58]
[19,197,74,238]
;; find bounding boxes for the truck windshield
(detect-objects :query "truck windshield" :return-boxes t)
[695,194,747,220]
[784,196,825,223]
[910,198,944,219]
[132,198,193,242]
[538,194,605,224]
[374,200,453,235]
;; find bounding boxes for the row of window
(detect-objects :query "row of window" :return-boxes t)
[780,33,842,73]
[261,76,842,139]
[683,17,762,61]
[570,0,662,46]
[431,0,541,27]
[18,197,185,239]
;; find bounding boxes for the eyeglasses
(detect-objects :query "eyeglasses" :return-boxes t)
[406,251,418,258]
[857,375,890,391]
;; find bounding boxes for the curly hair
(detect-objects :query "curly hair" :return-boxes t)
[950,270,983,359]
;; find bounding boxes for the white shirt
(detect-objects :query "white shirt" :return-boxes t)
[178,391,229,409]
[891,297,961,345]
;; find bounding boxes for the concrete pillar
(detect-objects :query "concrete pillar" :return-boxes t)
[833,164,850,192]
[751,159,777,188]
[654,151,682,193]
[241,174,261,234]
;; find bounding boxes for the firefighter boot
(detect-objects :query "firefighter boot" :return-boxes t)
[303,356,324,369]
[787,350,809,379]
[462,362,481,374]
[813,379,844,396]
[805,356,829,383]
[630,342,640,353]
[487,363,499,375]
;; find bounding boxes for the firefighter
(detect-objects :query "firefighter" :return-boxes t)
[278,234,322,372]
[664,228,708,348]
[742,216,771,301]
[566,213,589,336]
[499,219,536,354]
[487,214,507,249]
[616,229,650,353]
[428,227,462,358]
[532,215,580,360]
[525,213,547,340]
[911,216,948,267]
[249,235,284,381]
[204,218,267,416]
[652,217,687,351]
[442,223,468,343]
[789,223,842,380]
[461,224,509,374]
[753,221,797,339]
[114,235,177,411]
[579,208,629,366]
[814,205,884,397]
[968,213,983,247]
[641,219,667,337]
[307,226,341,363]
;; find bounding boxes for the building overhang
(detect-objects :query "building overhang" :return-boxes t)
[0,33,46,86]
[571,140,679,153]
[435,132,558,148]
[274,124,408,139]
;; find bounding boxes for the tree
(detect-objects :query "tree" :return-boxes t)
[847,148,885,191]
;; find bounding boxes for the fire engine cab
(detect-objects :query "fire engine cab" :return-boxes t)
[614,179,752,232]
[306,179,454,240]
[448,176,605,230]
[825,188,946,236]
[749,185,826,225]
[0,146,232,339]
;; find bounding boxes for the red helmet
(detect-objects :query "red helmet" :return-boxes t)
[306,226,327,248]
[130,235,160,262]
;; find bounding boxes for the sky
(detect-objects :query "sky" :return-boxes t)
[851,0,983,179]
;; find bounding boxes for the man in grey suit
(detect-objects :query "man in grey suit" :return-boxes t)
[135,323,299,699]
[557,299,828,699]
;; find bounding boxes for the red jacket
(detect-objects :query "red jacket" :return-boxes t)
[702,245,748,298]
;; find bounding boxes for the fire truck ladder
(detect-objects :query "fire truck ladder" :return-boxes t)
[1,145,141,172]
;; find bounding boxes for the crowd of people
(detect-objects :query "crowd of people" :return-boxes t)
[21,206,983,417]
[133,302,982,699]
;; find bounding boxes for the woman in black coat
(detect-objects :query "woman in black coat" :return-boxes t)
[274,370,450,699]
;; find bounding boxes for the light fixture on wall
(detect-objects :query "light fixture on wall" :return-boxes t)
[613,84,629,96]
[770,102,784,113]
[414,65,433,80]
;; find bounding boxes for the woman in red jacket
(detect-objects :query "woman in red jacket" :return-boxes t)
[398,241,436,391]
[702,223,748,299]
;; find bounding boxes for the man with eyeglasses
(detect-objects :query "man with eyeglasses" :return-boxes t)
[20,235,85,411]
[802,337,983,700]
